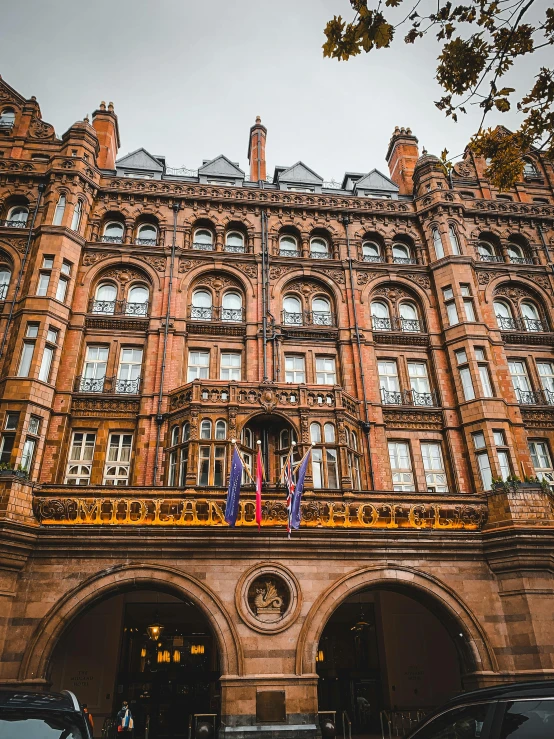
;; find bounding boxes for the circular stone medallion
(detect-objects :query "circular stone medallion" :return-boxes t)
[236,563,301,633]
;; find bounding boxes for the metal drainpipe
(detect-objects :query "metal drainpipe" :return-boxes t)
[0,183,45,362]
[153,202,180,486]
[537,223,553,271]
[342,214,374,488]
[261,209,269,382]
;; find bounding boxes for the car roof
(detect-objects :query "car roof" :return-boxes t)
[445,680,554,706]
[0,690,80,712]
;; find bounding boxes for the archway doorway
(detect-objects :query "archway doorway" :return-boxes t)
[316,588,463,738]
[241,413,297,486]
[49,589,220,739]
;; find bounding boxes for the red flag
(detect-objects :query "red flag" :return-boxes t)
[255,445,263,530]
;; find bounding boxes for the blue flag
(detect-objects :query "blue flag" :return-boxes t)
[225,447,243,527]
[290,449,311,530]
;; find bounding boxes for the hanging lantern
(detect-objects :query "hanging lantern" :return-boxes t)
[147,614,164,641]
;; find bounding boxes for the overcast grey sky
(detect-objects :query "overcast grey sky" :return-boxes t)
[0,1,549,179]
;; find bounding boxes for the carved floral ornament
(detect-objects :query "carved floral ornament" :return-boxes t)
[236,563,301,634]
[357,271,430,290]
[285,279,329,297]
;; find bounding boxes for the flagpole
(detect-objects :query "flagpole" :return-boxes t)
[292,443,315,474]
[231,439,256,483]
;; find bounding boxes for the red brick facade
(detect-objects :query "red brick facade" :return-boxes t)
[0,74,553,737]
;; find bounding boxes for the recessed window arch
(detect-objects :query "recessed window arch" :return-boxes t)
[521,301,543,332]
[362,240,382,262]
[93,282,117,314]
[53,194,66,226]
[0,267,11,300]
[324,423,335,443]
[6,206,29,226]
[279,428,293,449]
[126,284,149,316]
[215,419,227,440]
[398,301,420,332]
[225,230,245,253]
[283,294,302,325]
[311,295,332,326]
[392,242,414,264]
[507,239,532,265]
[310,236,329,259]
[102,221,124,243]
[310,422,322,444]
[279,234,299,257]
[193,228,213,250]
[182,422,191,442]
[431,227,444,259]
[477,239,499,262]
[222,291,243,322]
[506,243,523,261]
[371,300,391,331]
[523,158,539,178]
[191,289,213,320]
[136,223,158,245]
[494,299,515,330]
[0,108,15,128]
[200,419,212,439]
[448,224,461,255]
[70,199,83,232]
[171,425,180,446]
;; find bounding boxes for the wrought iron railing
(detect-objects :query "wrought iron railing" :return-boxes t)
[0,120,14,129]
[188,305,245,322]
[101,235,123,244]
[281,310,336,327]
[381,388,437,406]
[279,248,300,258]
[509,255,534,265]
[136,237,157,246]
[372,316,422,332]
[362,254,385,263]
[496,315,545,332]
[0,284,8,300]
[310,250,331,259]
[477,252,503,262]
[515,387,554,405]
[224,244,245,253]
[88,299,149,317]
[0,219,27,228]
[75,375,141,394]
[392,256,418,265]
[192,242,213,251]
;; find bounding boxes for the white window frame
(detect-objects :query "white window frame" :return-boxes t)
[65,432,96,485]
[421,442,448,492]
[459,366,475,401]
[103,433,133,485]
[388,441,415,491]
[315,356,336,385]
[220,352,241,381]
[187,350,210,381]
[285,355,305,383]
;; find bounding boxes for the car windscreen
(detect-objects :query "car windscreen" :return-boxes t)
[0,710,86,739]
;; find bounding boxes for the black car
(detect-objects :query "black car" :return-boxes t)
[403,680,554,739]
[0,689,93,739]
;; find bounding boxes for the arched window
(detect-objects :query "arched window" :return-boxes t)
[432,228,444,259]
[310,237,329,259]
[521,301,543,332]
[279,235,298,257]
[398,301,420,332]
[182,422,190,442]
[222,291,243,322]
[351,431,358,451]
[448,225,461,255]
[283,295,302,325]
[362,241,382,262]
[279,428,296,449]
[191,289,212,320]
[126,285,149,316]
[0,268,11,300]
[392,243,413,264]
[494,300,515,330]
[215,420,227,440]
[102,222,124,243]
[324,423,335,443]
[193,228,213,250]
[200,419,212,439]
[171,426,180,446]
[137,224,157,245]
[70,200,82,232]
[7,206,29,227]
[242,427,253,448]
[507,244,523,263]
[53,195,66,226]
[225,231,245,253]
[0,108,15,128]
[523,159,539,178]
[312,296,332,326]
[371,301,391,331]
[310,423,322,444]
[93,282,117,314]
[477,241,498,262]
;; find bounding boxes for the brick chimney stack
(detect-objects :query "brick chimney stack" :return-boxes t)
[92,101,120,171]
[386,126,419,196]
[248,116,267,182]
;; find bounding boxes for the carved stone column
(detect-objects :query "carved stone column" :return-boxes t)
[215,226,224,252]
[384,239,393,264]
[301,233,309,259]
[183,227,191,250]
[124,219,134,245]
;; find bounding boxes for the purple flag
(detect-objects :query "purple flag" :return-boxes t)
[225,447,243,527]
[290,449,311,530]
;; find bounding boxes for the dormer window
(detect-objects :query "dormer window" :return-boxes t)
[6,206,29,227]
[523,159,539,178]
[102,222,124,243]
[193,229,213,251]
[136,224,158,246]
[288,186,314,193]
[0,108,15,129]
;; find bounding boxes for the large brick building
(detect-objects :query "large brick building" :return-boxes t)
[0,73,553,738]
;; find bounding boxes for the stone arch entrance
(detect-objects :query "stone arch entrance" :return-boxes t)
[297,567,496,736]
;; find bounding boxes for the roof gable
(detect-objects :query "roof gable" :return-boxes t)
[198,155,244,178]
[116,148,164,172]
[355,169,398,192]
[277,161,323,184]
